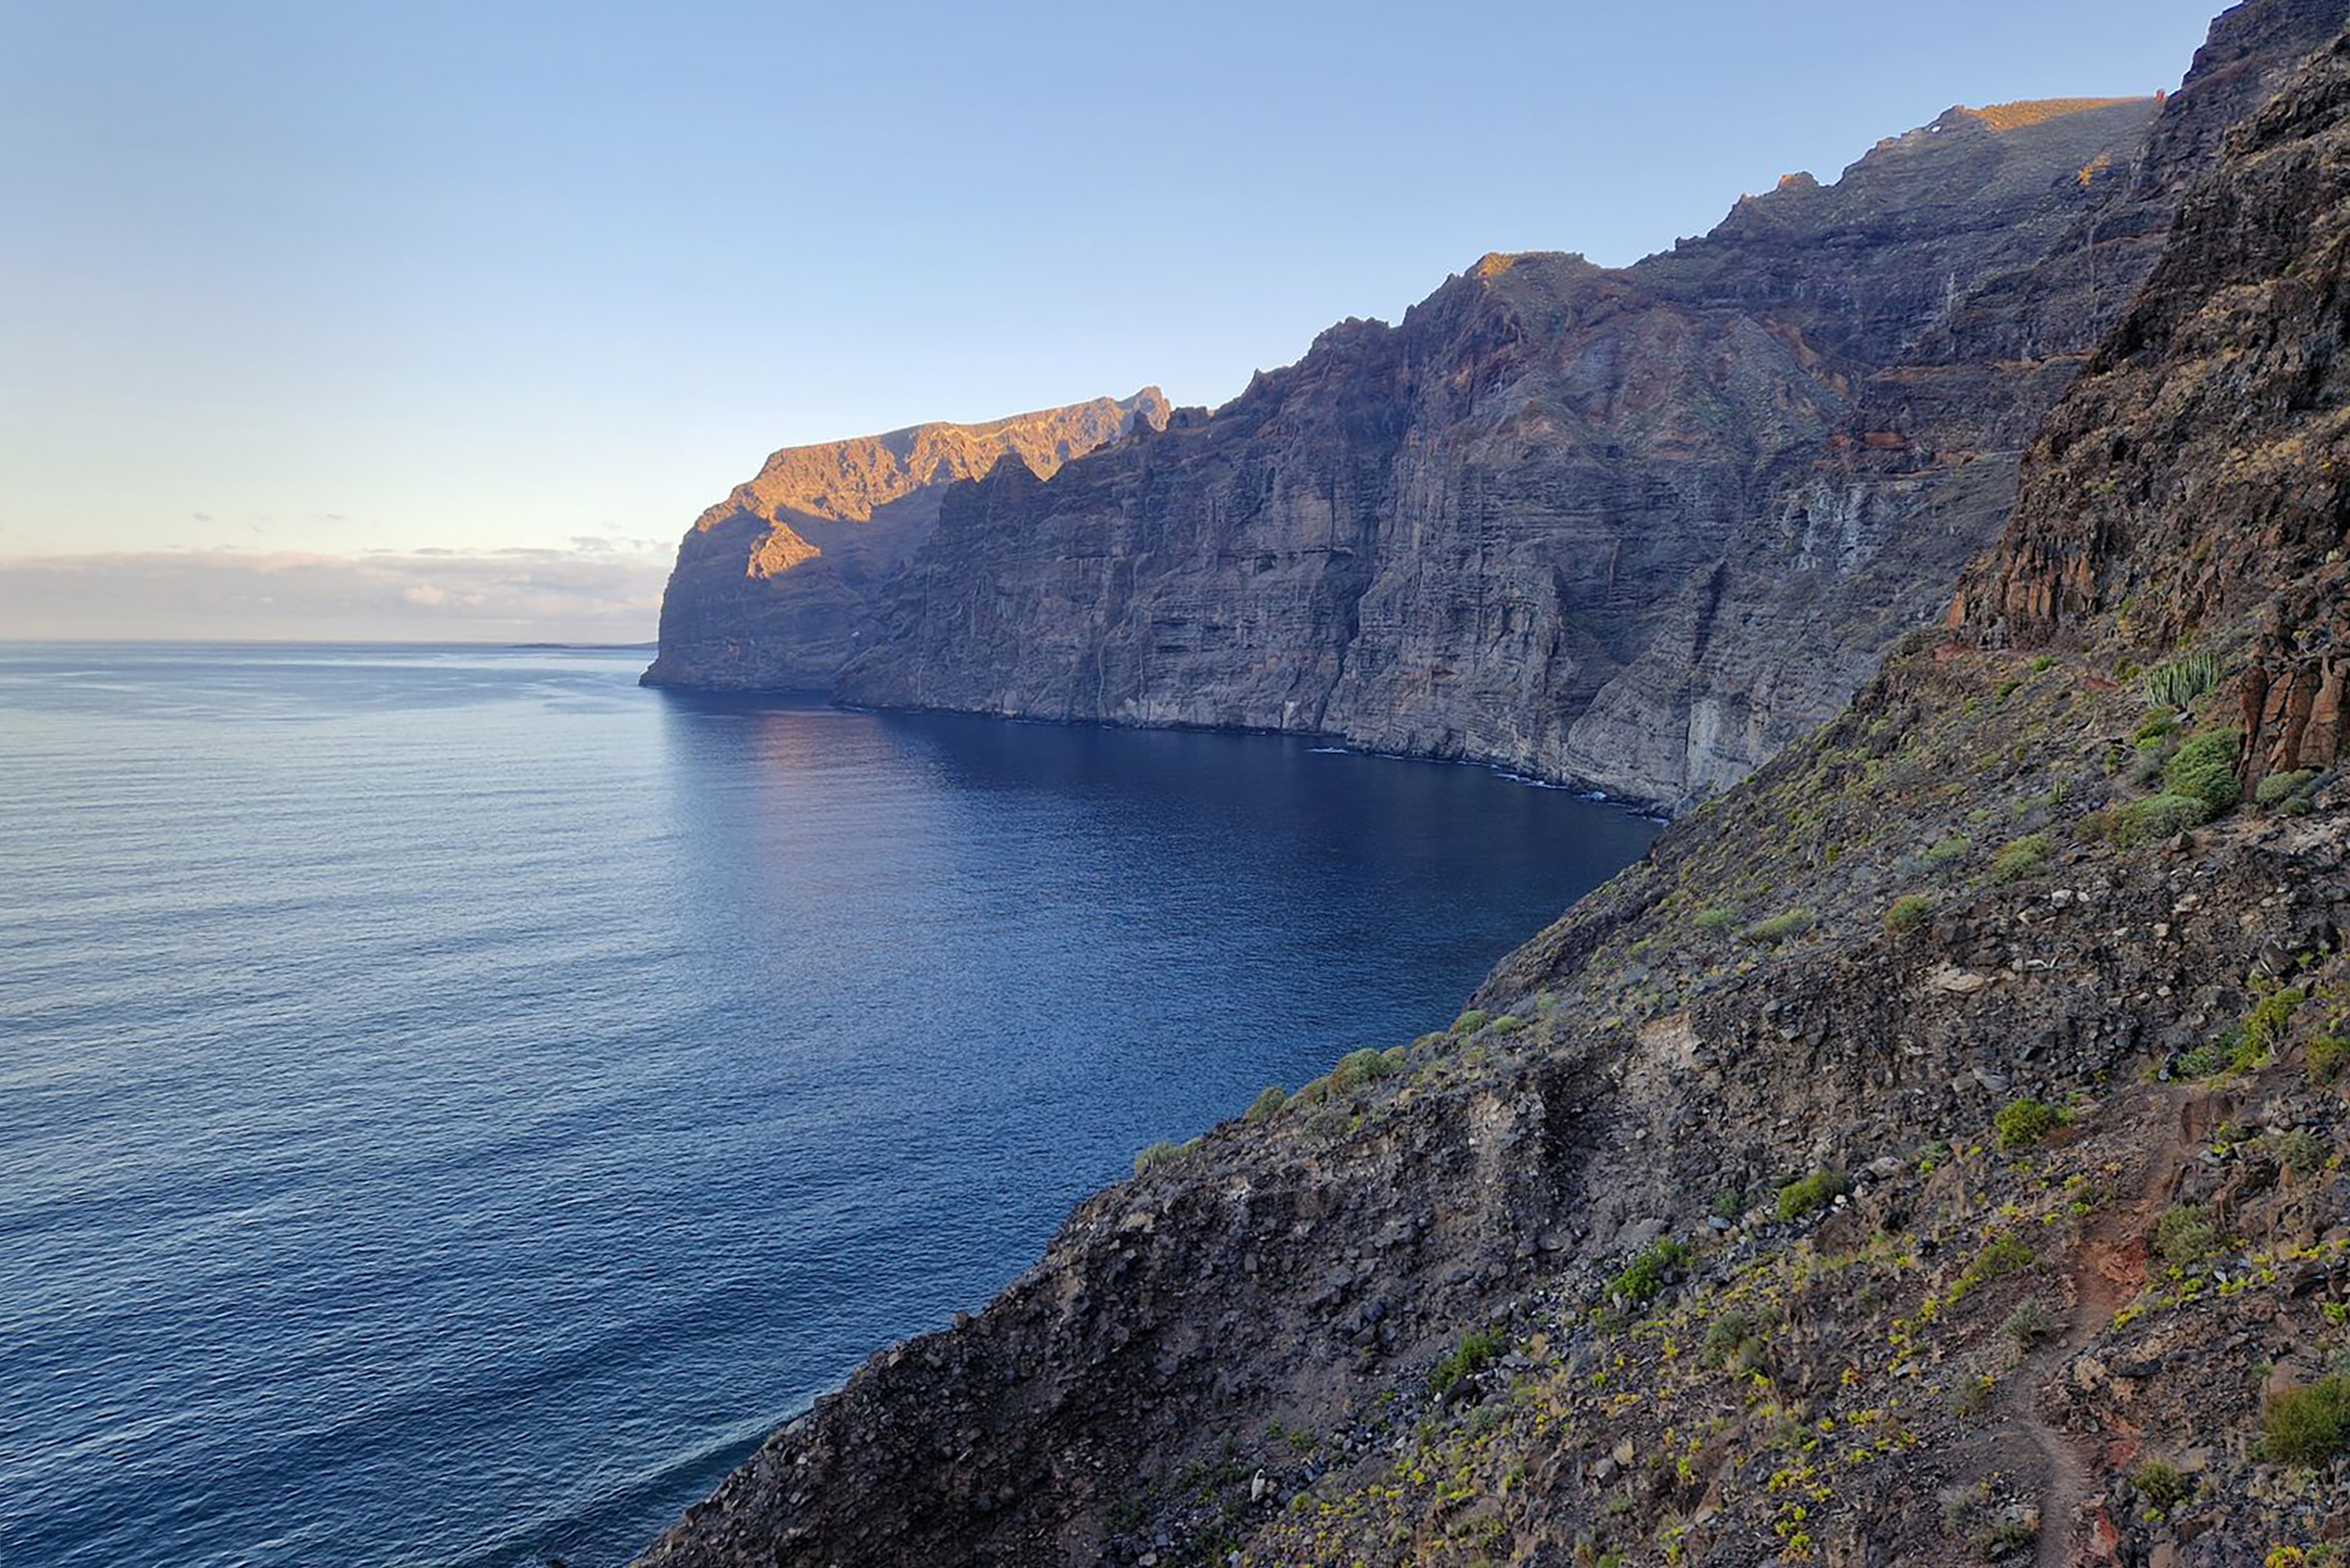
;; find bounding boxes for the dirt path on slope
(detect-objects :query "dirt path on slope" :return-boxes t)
[2014,1085,2200,1568]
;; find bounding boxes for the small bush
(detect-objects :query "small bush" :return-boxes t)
[2108,792,2213,848]
[2258,769,2320,808]
[1975,1514,2038,1557]
[1692,906,1736,935]
[1777,1167,1846,1221]
[1949,1234,2035,1303]
[1886,894,1935,933]
[2134,713,2180,744]
[1135,1140,1183,1175]
[1330,1047,1398,1093]
[2172,1034,2235,1080]
[2243,985,2308,1063]
[1428,1326,1506,1398]
[1489,1014,1527,1036]
[2002,1300,2057,1348]
[1739,908,1814,946]
[1244,1085,1289,1123]
[1702,1308,1756,1367]
[2262,1375,2350,1465]
[1609,1237,1691,1307]
[1995,1096,2069,1151]
[2311,1034,2350,1083]
[2162,730,2242,814]
[1991,834,2051,881]
[2280,1127,2327,1177]
[2154,1203,2220,1266]
[2130,1457,2193,1512]
[1924,834,1971,870]
[1450,1009,1490,1034]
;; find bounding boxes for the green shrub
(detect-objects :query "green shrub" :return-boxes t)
[2002,1300,2056,1347]
[1330,1047,1398,1093]
[2138,651,2223,711]
[2280,1128,2327,1177]
[1948,1234,2035,1303]
[2162,729,2242,814]
[2311,1035,2350,1083]
[2107,792,2213,848]
[1995,1096,2069,1151]
[1777,1168,1846,1221]
[2262,1375,2350,1465]
[1450,1009,1490,1034]
[2154,1204,2220,1266]
[2134,714,2180,745]
[1739,908,1814,946]
[2258,769,2320,808]
[1991,834,2050,881]
[1886,894,1935,933]
[1489,1014,1527,1036]
[2242,984,2308,1065]
[2130,1457,2193,1512]
[1135,1140,1183,1175]
[1245,1085,1289,1123]
[1609,1237,1691,1307]
[1974,1514,2037,1556]
[1692,906,1736,935]
[1923,834,1971,870]
[1428,1326,1506,1398]
[1702,1308,1756,1366]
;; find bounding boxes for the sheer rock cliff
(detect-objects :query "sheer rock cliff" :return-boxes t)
[641,390,1169,692]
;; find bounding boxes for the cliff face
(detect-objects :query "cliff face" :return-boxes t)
[1954,11,2350,790]
[651,4,2345,809]
[834,99,2187,806]
[641,390,1169,691]
[821,65,2344,811]
[638,6,2350,1568]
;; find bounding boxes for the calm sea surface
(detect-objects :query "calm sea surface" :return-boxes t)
[0,642,1656,1568]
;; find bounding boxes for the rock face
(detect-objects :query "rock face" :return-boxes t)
[824,95,2210,808]
[641,390,1169,691]
[1955,8,2350,789]
[634,6,2350,1568]
[653,3,2347,810]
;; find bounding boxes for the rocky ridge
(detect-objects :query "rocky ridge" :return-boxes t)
[641,390,1169,691]
[638,6,2350,1566]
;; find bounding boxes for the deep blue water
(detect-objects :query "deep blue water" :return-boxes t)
[0,642,1656,1568]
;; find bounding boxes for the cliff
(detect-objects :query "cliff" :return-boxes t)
[640,390,1169,691]
[637,4,2350,1566]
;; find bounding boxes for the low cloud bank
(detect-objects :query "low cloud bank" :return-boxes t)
[0,546,670,643]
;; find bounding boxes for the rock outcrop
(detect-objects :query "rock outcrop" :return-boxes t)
[636,5,2350,1566]
[641,391,1169,691]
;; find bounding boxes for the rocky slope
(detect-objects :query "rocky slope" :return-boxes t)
[641,390,1168,691]
[636,6,2350,1566]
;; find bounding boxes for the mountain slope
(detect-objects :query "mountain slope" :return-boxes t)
[635,6,2350,1566]
[642,390,1169,691]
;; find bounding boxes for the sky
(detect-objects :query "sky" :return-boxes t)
[1,0,2235,640]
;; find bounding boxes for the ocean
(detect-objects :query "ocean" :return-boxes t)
[0,642,1656,1567]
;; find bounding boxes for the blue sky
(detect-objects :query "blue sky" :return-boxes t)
[0,0,2233,637]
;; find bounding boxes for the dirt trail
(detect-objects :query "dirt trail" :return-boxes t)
[2010,1085,2200,1567]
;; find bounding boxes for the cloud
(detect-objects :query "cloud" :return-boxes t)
[0,546,671,643]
